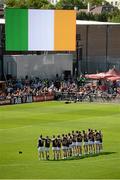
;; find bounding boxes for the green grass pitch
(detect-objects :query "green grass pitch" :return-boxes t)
[0,101,120,179]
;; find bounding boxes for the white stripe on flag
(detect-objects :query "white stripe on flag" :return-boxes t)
[28,10,54,51]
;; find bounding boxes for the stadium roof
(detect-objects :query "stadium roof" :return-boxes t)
[0,18,120,25]
[76,20,120,25]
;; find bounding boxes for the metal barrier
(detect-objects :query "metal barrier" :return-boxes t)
[55,91,120,103]
[0,92,120,106]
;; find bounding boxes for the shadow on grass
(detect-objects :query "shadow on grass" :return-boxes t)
[48,152,117,161]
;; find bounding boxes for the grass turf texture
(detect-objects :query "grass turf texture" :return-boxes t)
[0,101,120,179]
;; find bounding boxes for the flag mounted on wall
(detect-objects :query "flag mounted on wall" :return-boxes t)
[5,8,76,51]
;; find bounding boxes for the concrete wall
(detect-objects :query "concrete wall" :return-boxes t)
[0,58,2,79]
[3,54,73,79]
[3,24,120,78]
[0,25,2,79]
[77,25,120,74]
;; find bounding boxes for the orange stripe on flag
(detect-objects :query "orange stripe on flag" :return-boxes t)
[54,10,76,51]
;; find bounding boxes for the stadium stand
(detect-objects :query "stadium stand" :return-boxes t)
[0,75,120,105]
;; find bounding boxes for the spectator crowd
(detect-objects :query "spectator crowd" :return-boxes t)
[0,75,120,105]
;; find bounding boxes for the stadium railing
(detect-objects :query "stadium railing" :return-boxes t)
[55,91,120,103]
[0,91,120,106]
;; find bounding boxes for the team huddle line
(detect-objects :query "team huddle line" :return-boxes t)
[37,129,103,160]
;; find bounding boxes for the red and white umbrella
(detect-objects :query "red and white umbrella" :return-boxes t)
[85,68,120,80]
[85,72,111,80]
[107,76,120,81]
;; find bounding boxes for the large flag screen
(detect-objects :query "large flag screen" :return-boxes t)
[5,9,76,51]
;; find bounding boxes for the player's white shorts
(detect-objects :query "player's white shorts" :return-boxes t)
[72,142,76,147]
[88,141,94,145]
[52,147,57,151]
[45,147,50,152]
[38,147,44,152]
[76,142,82,146]
[95,141,100,145]
[84,141,88,146]
[69,144,73,149]
[62,146,67,150]
[57,147,61,151]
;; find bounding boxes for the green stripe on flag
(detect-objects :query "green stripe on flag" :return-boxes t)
[5,8,28,51]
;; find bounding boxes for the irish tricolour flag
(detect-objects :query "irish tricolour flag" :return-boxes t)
[5,9,76,51]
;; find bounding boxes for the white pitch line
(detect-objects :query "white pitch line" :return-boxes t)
[0,157,120,167]
[0,125,32,131]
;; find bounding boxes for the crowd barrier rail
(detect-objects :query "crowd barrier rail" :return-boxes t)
[55,91,120,103]
[0,91,120,106]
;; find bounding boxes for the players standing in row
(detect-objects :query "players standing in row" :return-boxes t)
[37,129,103,160]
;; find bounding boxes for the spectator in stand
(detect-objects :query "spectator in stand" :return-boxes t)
[1,76,120,104]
